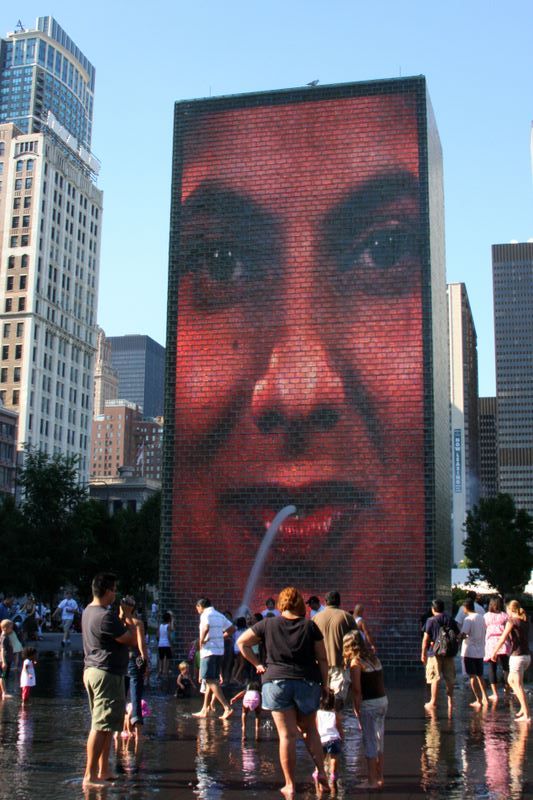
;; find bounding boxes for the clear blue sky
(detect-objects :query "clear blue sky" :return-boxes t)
[4,1,533,396]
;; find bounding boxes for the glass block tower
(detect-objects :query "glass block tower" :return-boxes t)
[0,16,95,150]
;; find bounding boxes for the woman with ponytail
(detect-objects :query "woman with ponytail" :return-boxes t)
[491,600,530,722]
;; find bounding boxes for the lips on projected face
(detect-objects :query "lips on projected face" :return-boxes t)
[172,91,426,607]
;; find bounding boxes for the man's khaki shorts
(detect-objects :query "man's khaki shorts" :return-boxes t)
[328,665,350,703]
[84,667,125,732]
[425,655,455,689]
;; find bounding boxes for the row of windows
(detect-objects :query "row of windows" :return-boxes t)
[5,275,27,290]
[1,344,23,360]
[0,367,21,383]
[9,235,30,247]
[4,298,26,312]
[8,253,30,269]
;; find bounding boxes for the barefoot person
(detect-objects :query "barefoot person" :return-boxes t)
[459,597,489,710]
[344,630,387,789]
[193,598,235,720]
[421,599,459,716]
[491,600,531,722]
[238,586,330,799]
[81,573,138,788]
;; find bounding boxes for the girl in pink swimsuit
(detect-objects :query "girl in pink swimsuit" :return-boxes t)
[230,680,262,739]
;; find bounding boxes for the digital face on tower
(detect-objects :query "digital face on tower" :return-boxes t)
[171,89,426,617]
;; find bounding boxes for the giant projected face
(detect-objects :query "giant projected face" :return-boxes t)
[172,90,426,618]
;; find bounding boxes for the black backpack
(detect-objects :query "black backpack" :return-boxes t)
[433,621,459,658]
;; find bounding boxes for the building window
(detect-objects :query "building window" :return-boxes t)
[8,256,15,269]
[21,235,29,246]
[24,196,31,209]
[6,277,13,291]
[2,324,10,337]
[11,216,19,228]
[26,160,34,173]
[12,390,19,405]
[15,345,22,359]
[2,345,8,359]
[22,215,30,228]
[13,367,20,383]
[15,179,22,190]
[16,160,23,173]
[13,197,21,209]
[18,297,25,311]
[10,236,18,247]
[21,254,28,268]
[0,368,7,383]
[4,299,12,312]
[25,178,32,190]
[16,323,23,337]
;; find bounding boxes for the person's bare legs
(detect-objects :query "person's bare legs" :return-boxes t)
[205,679,233,719]
[98,730,115,780]
[241,708,248,738]
[83,729,111,787]
[469,676,482,709]
[193,686,212,718]
[445,679,454,717]
[297,710,328,793]
[377,751,385,787]
[271,709,298,799]
[255,709,261,740]
[424,679,439,711]
[509,673,530,720]
[477,676,489,707]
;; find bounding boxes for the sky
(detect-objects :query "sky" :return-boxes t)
[3,1,533,396]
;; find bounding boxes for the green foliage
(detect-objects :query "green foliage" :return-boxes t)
[464,493,533,598]
[0,449,161,604]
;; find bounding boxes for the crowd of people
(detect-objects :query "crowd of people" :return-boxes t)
[1,580,531,797]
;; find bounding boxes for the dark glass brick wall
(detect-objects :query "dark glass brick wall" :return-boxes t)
[162,77,450,668]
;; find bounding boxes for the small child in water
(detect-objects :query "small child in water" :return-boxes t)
[230,680,262,739]
[315,689,342,787]
[176,661,194,698]
[20,646,37,704]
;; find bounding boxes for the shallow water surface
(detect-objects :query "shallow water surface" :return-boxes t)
[0,652,531,799]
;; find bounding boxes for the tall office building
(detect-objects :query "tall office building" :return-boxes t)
[493,241,533,513]
[447,282,480,564]
[90,399,163,482]
[93,327,118,416]
[479,396,498,499]
[107,335,165,418]
[0,19,102,482]
[0,17,95,151]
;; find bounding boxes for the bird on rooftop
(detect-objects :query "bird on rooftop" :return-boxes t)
[306,79,319,87]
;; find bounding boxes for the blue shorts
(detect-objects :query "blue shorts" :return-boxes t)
[262,679,321,716]
[200,655,222,682]
[323,738,342,755]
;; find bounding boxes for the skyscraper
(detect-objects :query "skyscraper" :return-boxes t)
[447,282,480,564]
[0,17,95,150]
[107,335,165,419]
[493,241,533,513]
[0,18,102,482]
[479,396,498,499]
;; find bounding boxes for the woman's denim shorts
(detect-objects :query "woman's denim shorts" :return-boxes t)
[262,679,321,716]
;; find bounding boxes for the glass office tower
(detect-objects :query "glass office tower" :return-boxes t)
[0,16,95,149]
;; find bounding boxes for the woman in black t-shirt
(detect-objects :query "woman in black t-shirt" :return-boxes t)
[238,587,330,799]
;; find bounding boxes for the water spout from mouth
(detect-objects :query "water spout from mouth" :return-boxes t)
[235,504,296,618]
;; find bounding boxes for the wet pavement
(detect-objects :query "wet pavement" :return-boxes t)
[0,635,531,799]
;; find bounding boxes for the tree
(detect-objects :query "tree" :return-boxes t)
[15,448,88,603]
[464,493,533,597]
[112,491,161,602]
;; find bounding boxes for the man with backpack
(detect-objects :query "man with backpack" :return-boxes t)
[421,599,459,716]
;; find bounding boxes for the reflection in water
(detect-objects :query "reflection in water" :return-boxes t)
[195,719,223,799]
[420,709,460,797]
[0,657,530,800]
[421,698,530,800]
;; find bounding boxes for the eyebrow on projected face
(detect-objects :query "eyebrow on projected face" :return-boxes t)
[179,171,421,304]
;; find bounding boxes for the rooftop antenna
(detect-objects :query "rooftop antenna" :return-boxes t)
[15,20,25,33]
